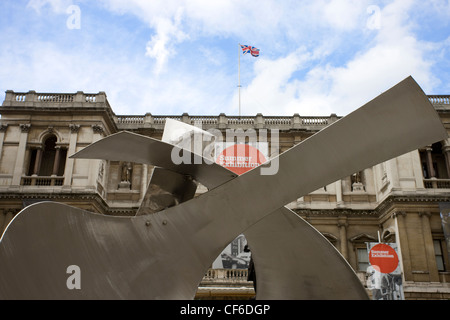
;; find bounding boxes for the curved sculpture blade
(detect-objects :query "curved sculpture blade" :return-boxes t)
[71,131,236,189]
[152,115,370,299]
[0,76,447,299]
[244,207,367,299]
[0,202,204,299]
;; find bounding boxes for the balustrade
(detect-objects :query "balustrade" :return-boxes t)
[264,117,292,125]
[116,116,145,124]
[84,94,97,103]
[21,176,64,186]
[203,268,249,281]
[227,116,255,125]
[115,113,339,130]
[423,178,450,189]
[4,90,104,107]
[428,95,450,105]
[302,117,329,125]
[190,116,218,125]
[5,90,449,132]
[14,94,27,102]
[152,116,182,124]
[37,94,74,103]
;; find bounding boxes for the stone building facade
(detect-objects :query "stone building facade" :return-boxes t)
[0,90,449,300]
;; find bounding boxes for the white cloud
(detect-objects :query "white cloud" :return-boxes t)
[145,9,189,75]
[99,0,308,71]
[235,0,443,116]
[3,0,449,117]
[234,48,313,115]
[320,0,439,113]
[322,0,367,31]
[27,0,73,14]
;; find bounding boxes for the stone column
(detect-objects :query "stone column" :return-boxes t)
[51,146,62,176]
[63,124,80,187]
[338,217,348,260]
[87,125,104,188]
[393,211,411,281]
[12,124,31,186]
[442,140,450,178]
[420,212,440,282]
[425,146,436,178]
[32,146,43,176]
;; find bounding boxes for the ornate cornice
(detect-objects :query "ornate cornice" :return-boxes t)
[2,191,449,220]
[294,193,450,219]
[376,194,450,215]
[295,208,377,217]
[0,192,136,216]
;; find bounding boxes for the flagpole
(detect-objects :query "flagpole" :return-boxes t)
[238,43,241,118]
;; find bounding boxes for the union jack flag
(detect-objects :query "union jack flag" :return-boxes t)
[240,44,260,57]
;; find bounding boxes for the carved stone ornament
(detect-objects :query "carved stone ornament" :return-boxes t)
[19,124,31,133]
[69,124,81,133]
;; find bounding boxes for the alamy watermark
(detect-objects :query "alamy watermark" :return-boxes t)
[366,5,381,30]
[66,5,81,30]
[66,264,81,290]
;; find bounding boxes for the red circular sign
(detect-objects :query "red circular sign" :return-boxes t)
[216,144,266,175]
[369,243,399,274]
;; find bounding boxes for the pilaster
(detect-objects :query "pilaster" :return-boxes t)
[419,212,440,282]
[0,124,8,160]
[87,125,104,188]
[338,216,349,260]
[392,211,411,281]
[11,124,31,186]
[63,124,80,187]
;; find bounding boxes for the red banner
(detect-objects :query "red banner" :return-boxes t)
[216,144,266,175]
[369,243,399,274]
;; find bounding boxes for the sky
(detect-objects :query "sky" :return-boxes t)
[0,0,449,117]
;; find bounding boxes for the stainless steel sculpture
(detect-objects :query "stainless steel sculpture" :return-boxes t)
[0,77,447,299]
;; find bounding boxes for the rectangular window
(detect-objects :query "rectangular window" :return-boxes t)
[434,239,445,271]
[357,248,369,272]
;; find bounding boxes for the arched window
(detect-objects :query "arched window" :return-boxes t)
[40,135,57,176]
[27,134,67,177]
